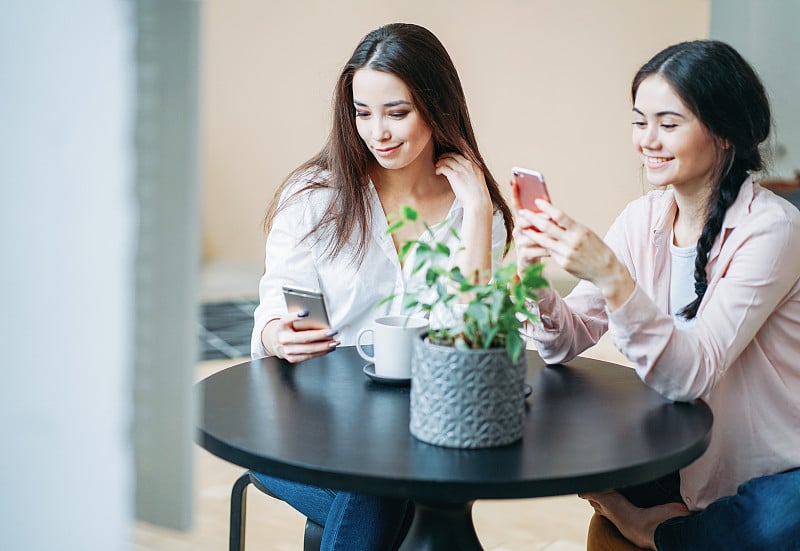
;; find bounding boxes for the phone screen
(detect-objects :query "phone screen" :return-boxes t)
[511,167,550,212]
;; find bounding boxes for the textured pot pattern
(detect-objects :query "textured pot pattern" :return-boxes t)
[410,338,527,448]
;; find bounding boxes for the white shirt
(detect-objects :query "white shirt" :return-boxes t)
[251,177,508,358]
[669,238,697,332]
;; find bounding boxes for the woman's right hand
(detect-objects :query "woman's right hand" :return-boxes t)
[261,314,339,363]
[513,208,550,275]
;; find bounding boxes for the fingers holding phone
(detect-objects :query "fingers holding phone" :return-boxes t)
[260,285,339,363]
[263,314,339,363]
[513,214,551,275]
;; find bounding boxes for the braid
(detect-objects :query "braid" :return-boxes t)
[679,165,747,319]
[633,41,771,320]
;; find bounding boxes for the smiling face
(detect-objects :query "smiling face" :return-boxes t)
[632,75,720,192]
[352,68,434,173]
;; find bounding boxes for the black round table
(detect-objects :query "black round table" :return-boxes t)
[196,346,712,550]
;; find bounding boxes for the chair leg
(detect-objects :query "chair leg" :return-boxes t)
[230,472,252,551]
[238,470,324,551]
[303,519,324,551]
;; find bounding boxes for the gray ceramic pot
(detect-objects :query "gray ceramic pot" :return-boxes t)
[410,337,527,448]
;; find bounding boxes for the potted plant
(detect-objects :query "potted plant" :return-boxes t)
[385,206,549,448]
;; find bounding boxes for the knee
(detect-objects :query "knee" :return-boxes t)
[738,512,800,550]
[698,472,800,549]
[737,471,800,543]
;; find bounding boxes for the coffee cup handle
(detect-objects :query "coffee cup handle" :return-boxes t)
[355,328,375,363]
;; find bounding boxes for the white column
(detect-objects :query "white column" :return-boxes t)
[0,1,135,550]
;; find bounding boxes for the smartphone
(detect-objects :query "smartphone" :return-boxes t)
[282,285,331,330]
[511,167,551,212]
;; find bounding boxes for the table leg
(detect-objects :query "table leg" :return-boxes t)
[398,500,483,551]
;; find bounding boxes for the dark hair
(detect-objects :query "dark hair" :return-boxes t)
[632,40,771,319]
[266,23,514,262]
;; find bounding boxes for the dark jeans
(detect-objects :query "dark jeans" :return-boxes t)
[251,471,411,551]
[619,468,800,550]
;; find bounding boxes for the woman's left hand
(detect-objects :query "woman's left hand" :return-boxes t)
[434,152,493,283]
[434,153,491,212]
[518,200,635,309]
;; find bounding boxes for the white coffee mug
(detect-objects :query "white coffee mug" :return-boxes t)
[356,315,429,379]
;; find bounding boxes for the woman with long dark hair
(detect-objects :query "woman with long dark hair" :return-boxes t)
[250,23,513,549]
[515,40,800,549]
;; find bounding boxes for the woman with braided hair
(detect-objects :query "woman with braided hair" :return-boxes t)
[515,40,800,549]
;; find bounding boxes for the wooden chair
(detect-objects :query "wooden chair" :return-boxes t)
[586,512,647,551]
[762,171,800,210]
[229,471,323,551]
[761,170,800,195]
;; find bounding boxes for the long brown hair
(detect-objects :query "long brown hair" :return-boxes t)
[264,23,514,264]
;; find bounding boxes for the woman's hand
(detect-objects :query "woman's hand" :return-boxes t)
[434,153,491,212]
[516,200,635,310]
[261,314,339,363]
[434,153,493,283]
[513,212,550,274]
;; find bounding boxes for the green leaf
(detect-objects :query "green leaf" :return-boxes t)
[397,241,413,262]
[494,263,516,283]
[522,263,547,287]
[402,205,418,221]
[425,268,438,287]
[462,321,478,344]
[442,293,457,305]
[484,326,500,348]
[465,302,489,326]
[386,220,405,234]
[513,283,525,304]
[507,332,524,363]
[415,242,432,253]
[449,267,466,282]
[490,290,506,322]
[435,242,451,256]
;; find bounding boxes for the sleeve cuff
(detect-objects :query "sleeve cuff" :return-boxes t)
[607,285,658,339]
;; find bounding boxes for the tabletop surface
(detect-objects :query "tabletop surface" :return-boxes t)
[197,346,712,501]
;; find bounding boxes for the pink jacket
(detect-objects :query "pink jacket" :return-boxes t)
[531,177,800,510]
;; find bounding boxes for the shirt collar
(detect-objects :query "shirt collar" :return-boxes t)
[649,175,756,255]
[722,175,756,230]
[650,190,678,248]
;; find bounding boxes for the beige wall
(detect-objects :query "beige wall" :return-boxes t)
[200,1,710,277]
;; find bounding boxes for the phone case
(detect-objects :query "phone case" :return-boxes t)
[282,285,331,329]
[511,167,550,212]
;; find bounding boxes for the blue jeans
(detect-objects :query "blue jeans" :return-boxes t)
[620,468,800,550]
[251,472,411,551]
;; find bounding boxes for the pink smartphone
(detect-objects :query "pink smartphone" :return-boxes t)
[511,167,550,212]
